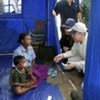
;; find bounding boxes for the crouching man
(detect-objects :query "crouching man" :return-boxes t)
[54,22,88,73]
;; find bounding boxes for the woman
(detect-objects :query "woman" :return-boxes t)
[12,32,48,86]
[13,32,36,67]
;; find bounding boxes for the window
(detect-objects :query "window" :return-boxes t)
[0,0,22,14]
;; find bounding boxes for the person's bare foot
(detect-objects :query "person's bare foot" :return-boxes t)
[32,84,38,88]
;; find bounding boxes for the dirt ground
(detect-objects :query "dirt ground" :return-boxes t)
[47,66,83,100]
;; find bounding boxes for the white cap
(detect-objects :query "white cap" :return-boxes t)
[71,22,87,33]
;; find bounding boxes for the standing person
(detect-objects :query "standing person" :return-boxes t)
[53,0,82,25]
[10,55,36,95]
[54,22,88,73]
[52,0,82,51]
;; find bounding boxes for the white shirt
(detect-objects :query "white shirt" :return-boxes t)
[63,34,88,71]
[3,0,21,13]
[13,45,36,67]
[11,0,21,13]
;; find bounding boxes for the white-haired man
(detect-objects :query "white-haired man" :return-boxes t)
[54,22,88,73]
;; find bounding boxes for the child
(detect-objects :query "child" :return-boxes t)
[10,55,36,95]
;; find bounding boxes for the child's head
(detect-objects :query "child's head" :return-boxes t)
[17,32,32,46]
[35,20,46,32]
[14,55,26,69]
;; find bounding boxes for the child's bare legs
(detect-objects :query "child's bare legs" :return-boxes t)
[15,84,37,95]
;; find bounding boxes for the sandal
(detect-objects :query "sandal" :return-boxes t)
[50,70,58,78]
[48,68,54,76]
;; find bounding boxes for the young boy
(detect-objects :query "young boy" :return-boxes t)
[10,55,36,95]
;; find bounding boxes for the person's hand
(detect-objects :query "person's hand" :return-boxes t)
[63,46,69,52]
[26,82,34,87]
[54,54,64,63]
[32,60,35,67]
[14,83,19,85]
[64,63,76,70]
[31,75,36,82]
[28,68,32,75]
[52,10,57,16]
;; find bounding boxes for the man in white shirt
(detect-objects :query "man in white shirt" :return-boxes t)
[54,22,88,73]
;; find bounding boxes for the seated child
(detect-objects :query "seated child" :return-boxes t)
[10,55,37,95]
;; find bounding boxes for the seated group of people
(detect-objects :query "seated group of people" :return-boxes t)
[10,33,48,94]
[54,19,88,100]
[54,18,87,74]
[10,19,87,100]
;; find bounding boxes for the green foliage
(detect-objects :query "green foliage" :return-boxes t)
[81,0,90,26]
[0,1,3,14]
